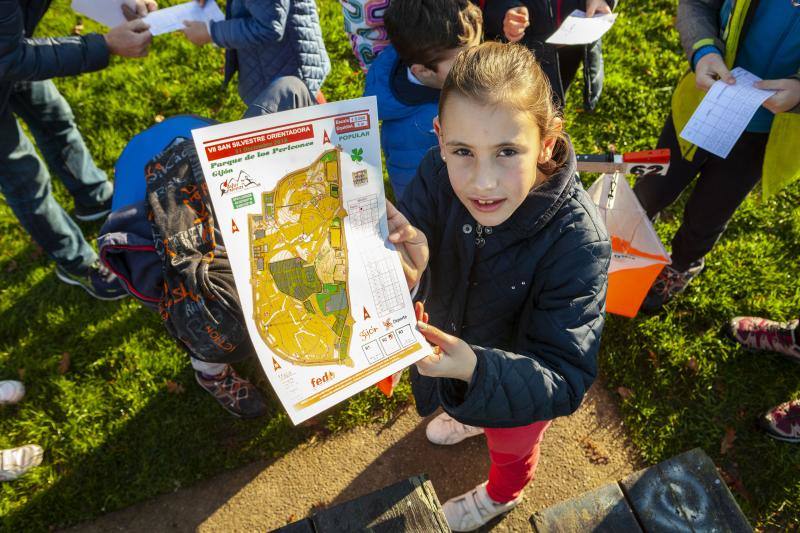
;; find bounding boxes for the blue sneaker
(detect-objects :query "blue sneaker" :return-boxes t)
[55,261,128,301]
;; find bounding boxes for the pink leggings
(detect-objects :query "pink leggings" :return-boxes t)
[483,420,551,503]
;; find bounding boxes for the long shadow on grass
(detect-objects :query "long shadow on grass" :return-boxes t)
[0,270,309,531]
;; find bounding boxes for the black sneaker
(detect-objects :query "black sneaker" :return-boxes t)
[55,261,128,301]
[195,366,268,419]
[640,259,705,313]
[74,197,112,222]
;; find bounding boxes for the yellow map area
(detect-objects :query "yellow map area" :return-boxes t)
[249,149,354,366]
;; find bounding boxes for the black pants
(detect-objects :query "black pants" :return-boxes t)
[633,115,768,272]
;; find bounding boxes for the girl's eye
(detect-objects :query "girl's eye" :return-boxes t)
[498,148,518,157]
[453,148,472,157]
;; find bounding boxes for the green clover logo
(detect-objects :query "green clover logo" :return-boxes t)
[350,147,364,162]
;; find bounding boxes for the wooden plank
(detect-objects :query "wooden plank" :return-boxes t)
[531,482,643,533]
[272,517,316,532]
[311,474,450,532]
[620,448,752,533]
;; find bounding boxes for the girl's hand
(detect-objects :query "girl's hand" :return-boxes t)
[695,53,735,91]
[503,7,529,43]
[416,320,477,383]
[182,20,212,45]
[387,200,429,289]
[585,0,612,17]
[756,78,800,114]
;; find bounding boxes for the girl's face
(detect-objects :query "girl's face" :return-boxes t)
[435,95,560,227]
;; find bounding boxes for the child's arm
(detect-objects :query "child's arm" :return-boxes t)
[676,0,725,69]
[424,235,611,427]
[208,0,291,50]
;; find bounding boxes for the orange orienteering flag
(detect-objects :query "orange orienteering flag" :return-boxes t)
[588,173,671,318]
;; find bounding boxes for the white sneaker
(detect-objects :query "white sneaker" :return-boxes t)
[443,481,522,531]
[0,444,43,481]
[425,412,484,445]
[0,381,25,405]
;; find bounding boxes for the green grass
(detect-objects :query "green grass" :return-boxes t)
[0,0,798,530]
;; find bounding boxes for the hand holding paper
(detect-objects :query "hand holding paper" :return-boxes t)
[73,0,223,37]
[104,18,152,58]
[546,9,617,45]
[680,67,775,159]
[143,1,224,36]
[387,200,429,290]
[755,78,800,115]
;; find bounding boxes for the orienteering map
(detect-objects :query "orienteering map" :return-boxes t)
[192,97,432,424]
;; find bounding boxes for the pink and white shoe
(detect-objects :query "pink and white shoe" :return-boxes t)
[760,399,800,443]
[729,317,800,361]
[0,381,25,405]
[442,481,522,531]
[425,412,484,445]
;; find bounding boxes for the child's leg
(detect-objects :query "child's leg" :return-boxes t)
[483,420,551,503]
[556,45,583,96]
[668,131,767,271]
[633,116,706,221]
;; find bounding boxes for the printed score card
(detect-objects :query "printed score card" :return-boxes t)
[680,67,775,159]
[191,97,433,424]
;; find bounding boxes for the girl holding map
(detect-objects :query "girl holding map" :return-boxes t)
[386,42,610,531]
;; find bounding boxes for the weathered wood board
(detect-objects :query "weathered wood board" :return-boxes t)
[274,474,449,532]
[532,482,643,532]
[619,448,752,533]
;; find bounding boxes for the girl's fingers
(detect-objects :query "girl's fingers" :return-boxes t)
[388,221,416,243]
[417,320,456,351]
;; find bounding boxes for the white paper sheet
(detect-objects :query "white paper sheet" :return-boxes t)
[142,1,224,36]
[191,97,433,424]
[679,67,775,159]
[71,0,135,28]
[545,9,618,45]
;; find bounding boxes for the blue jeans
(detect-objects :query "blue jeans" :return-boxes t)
[0,80,112,274]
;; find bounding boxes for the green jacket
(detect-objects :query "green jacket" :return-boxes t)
[672,0,800,198]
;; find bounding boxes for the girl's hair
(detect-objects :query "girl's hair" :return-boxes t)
[439,42,568,174]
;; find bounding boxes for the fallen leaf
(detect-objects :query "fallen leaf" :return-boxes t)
[579,437,610,465]
[720,426,736,455]
[165,380,185,394]
[686,357,698,373]
[617,386,634,400]
[58,352,70,375]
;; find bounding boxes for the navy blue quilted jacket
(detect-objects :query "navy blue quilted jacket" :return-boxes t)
[210,0,330,105]
[0,0,109,114]
[398,142,610,428]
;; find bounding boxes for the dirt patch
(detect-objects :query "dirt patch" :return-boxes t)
[70,378,641,532]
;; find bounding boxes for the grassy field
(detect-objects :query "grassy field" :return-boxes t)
[1,0,798,530]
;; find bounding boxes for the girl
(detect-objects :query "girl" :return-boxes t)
[182,0,330,107]
[387,42,610,531]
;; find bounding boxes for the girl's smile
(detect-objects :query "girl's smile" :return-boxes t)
[435,94,558,227]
